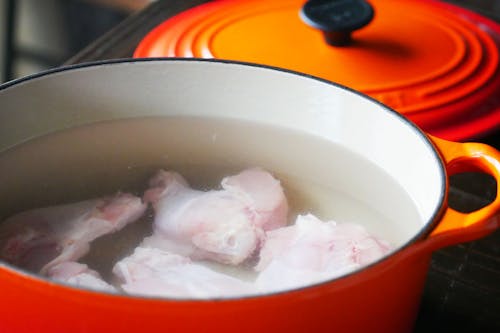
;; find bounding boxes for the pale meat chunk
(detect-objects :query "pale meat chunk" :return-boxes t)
[143,168,288,265]
[47,261,116,292]
[220,168,288,231]
[0,193,147,274]
[113,247,253,299]
[255,214,392,293]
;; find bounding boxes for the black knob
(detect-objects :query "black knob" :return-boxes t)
[300,0,374,46]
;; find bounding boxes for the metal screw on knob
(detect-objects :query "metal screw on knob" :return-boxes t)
[300,0,374,46]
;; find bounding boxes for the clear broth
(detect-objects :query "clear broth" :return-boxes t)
[0,117,422,282]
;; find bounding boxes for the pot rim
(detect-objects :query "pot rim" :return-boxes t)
[0,57,447,301]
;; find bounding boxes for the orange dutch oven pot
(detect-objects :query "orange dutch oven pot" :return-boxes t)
[0,59,499,333]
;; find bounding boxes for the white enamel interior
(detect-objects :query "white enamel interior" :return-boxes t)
[0,60,445,247]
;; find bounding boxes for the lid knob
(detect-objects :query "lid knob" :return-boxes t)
[300,0,374,46]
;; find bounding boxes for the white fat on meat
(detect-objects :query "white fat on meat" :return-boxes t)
[113,246,253,299]
[143,168,288,265]
[47,261,116,292]
[0,193,147,274]
[255,214,392,293]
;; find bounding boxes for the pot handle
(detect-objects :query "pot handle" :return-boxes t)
[424,135,500,250]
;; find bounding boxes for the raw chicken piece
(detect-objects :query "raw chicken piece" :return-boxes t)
[143,168,288,265]
[0,193,147,274]
[113,246,253,299]
[221,168,288,231]
[47,261,116,292]
[255,214,392,293]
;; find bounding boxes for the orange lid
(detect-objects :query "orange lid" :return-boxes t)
[135,0,500,140]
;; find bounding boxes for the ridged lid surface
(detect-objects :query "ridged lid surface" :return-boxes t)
[135,0,500,140]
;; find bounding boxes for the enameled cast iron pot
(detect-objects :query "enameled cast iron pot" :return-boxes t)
[0,59,499,333]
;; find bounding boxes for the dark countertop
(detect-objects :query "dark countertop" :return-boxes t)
[65,1,499,332]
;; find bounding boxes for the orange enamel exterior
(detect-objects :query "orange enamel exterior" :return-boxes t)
[134,0,500,140]
[0,248,432,333]
[426,136,500,248]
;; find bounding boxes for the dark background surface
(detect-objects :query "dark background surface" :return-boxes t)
[3,0,499,332]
